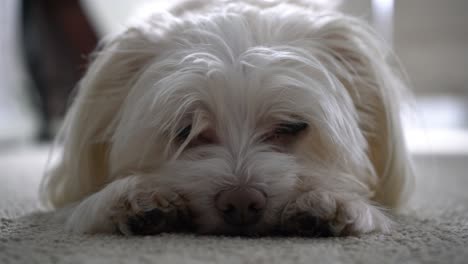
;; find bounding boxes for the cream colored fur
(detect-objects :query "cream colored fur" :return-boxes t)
[41,0,413,236]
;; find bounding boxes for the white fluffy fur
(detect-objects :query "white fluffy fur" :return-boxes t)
[41,0,414,236]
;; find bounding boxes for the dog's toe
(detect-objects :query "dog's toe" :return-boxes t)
[282,213,332,237]
[126,208,167,235]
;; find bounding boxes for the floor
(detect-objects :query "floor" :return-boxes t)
[0,144,467,264]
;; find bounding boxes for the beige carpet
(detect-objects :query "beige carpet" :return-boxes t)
[1,145,467,264]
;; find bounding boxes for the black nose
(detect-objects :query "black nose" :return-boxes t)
[215,188,267,226]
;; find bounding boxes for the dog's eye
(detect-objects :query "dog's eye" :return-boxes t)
[265,121,308,143]
[177,125,192,140]
[275,122,308,135]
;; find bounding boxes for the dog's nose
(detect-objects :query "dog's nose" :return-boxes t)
[215,188,266,226]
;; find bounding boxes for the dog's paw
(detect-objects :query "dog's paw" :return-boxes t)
[280,191,391,236]
[111,187,191,235]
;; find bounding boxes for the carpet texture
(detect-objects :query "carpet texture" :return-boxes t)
[1,145,468,264]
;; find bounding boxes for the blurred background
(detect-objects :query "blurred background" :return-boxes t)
[0,0,467,155]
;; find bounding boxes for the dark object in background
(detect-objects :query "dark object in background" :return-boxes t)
[21,0,98,141]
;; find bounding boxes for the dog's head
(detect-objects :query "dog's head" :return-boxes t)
[44,3,412,235]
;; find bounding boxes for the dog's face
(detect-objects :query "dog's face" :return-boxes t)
[104,12,375,235]
[47,1,412,236]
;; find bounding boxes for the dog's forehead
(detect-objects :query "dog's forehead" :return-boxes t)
[176,61,314,127]
[164,51,317,125]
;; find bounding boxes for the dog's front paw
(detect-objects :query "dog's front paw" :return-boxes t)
[280,191,391,236]
[112,188,191,235]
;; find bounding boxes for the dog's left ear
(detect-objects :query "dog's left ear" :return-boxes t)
[313,15,414,209]
[40,26,165,208]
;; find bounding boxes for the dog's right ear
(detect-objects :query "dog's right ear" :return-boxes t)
[41,27,161,208]
[309,15,415,210]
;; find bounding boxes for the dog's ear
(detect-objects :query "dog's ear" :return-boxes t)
[41,27,161,208]
[313,15,414,209]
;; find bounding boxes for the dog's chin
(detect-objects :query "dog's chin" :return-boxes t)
[188,200,286,236]
[193,213,273,237]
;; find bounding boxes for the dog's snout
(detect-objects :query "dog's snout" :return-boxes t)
[215,188,266,226]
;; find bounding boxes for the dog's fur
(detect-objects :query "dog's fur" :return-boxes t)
[41,0,414,236]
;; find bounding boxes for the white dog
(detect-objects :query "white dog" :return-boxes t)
[41,0,414,236]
